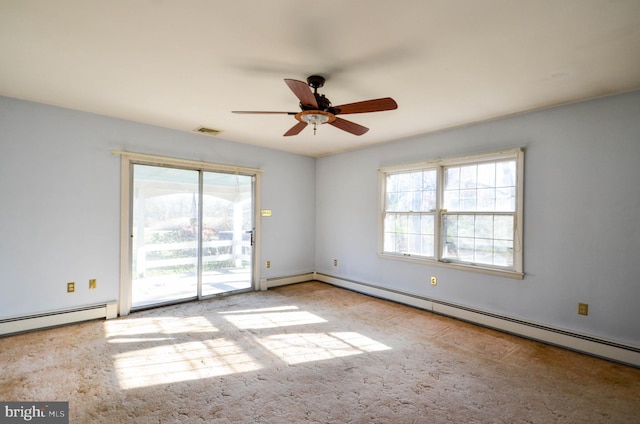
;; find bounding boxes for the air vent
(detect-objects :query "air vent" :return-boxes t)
[194,126,222,136]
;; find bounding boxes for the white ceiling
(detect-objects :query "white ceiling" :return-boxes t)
[1,1,639,157]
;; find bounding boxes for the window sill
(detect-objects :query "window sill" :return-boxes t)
[378,253,524,280]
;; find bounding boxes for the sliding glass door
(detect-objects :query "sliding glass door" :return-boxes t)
[131,164,253,309]
[201,171,253,296]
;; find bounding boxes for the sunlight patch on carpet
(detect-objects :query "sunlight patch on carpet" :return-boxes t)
[108,337,173,343]
[257,332,392,365]
[112,338,262,389]
[219,306,327,329]
[104,316,219,337]
[105,315,257,389]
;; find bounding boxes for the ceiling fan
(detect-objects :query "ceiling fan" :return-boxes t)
[232,75,398,136]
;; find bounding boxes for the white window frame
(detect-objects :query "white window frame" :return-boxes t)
[378,148,524,279]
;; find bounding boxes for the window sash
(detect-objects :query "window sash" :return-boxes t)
[383,212,436,258]
[441,212,515,268]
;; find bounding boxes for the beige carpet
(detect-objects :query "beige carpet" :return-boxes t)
[1,281,639,423]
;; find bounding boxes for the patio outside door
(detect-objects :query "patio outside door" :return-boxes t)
[131,164,253,309]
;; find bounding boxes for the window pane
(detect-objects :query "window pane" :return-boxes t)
[422,190,436,210]
[496,187,515,211]
[442,216,458,259]
[399,191,410,211]
[410,191,423,210]
[475,215,493,239]
[459,189,477,211]
[474,237,494,264]
[406,233,434,257]
[443,239,458,258]
[443,215,458,237]
[457,237,475,261]
[384,214,400,252]
[386,192,400,211]
[424,170,437,190]
[460,165,477,188]
[443,189,460,210]
[384,213,396,232]
[458,215,475,237]
[401,191,411,211]
[477,188,496,211]
[408,214,421,234]
[408,233,420,254]
[422,235,435,256]
[410,171,423,189]
[421,214,434,236]
[386,173,399,192]
[494,215,514,240]
[494,240,514,266]
[384,232,396,252]
[445,167,460,190]
[497,160,516,187]
[477,162,496,188]
[397,173,411,192]
[397,214,408,234]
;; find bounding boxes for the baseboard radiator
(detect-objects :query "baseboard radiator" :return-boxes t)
[262,272,316,290]
[0,301,118,337]
[312,273,640,368]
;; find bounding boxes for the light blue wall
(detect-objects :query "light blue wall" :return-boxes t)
[315,90,640,346]
[2,91,639,348]
[0,96,315,318]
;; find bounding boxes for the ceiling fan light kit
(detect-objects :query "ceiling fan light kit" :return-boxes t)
[298,110,334,135]
[232,75,397,137]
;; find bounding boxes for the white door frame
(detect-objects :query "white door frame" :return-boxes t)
[115,151,262,317]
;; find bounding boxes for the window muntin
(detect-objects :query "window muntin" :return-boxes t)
[380,149,523,277]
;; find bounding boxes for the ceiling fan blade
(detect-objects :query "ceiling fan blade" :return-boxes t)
[333,97,398,115]
[284,121,308,136]
[329,117,369,136]
[284,79,318,109]
[232,111,297,115]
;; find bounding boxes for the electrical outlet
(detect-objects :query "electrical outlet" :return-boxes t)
[89,279,97,289]
[333,259,338,266]
[67,282,75,293]
[266,260,271,269]
[430,276,437,286]
[578,303,589,316]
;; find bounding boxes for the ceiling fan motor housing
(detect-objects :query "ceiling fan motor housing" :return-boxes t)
[299,75,335,113]
[306,75,325,89]
[300,94,332,112]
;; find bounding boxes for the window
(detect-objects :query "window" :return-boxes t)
[379,149,524,278]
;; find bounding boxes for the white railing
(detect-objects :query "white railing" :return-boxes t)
[136,240,251,276]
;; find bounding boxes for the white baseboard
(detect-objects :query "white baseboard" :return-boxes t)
[7,275,636,368]
[315,273,640,368]
[265,272,316,289]
[0,301,118,336]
